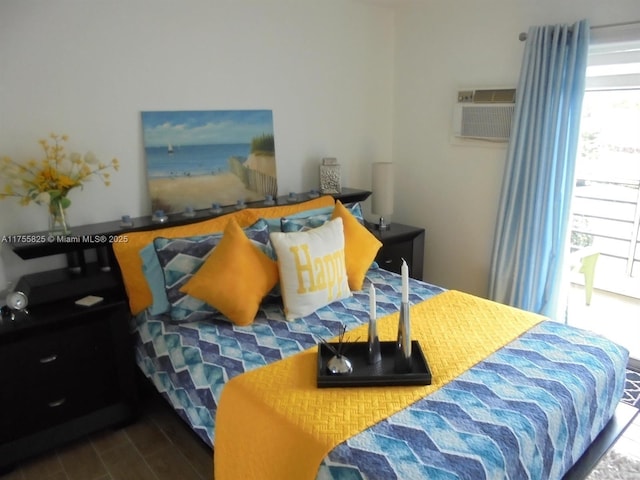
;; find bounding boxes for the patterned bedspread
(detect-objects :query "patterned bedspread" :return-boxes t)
[131,267,628,479]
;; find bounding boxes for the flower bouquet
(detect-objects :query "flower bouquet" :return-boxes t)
[0,133,119,235]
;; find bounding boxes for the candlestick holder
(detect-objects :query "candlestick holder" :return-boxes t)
[394,301,412,373]
[367,315,381,365]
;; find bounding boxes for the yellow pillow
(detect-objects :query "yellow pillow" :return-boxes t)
[112,209,260,314]
[270,217,351,320]
[331,200,382,291]
[180,218,279,326]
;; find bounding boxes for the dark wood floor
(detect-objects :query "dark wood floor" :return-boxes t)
[0,392,212,480]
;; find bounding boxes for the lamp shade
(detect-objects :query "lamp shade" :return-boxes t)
[371,162,394,217]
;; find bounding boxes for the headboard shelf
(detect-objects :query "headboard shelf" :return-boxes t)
[8,188,371,260]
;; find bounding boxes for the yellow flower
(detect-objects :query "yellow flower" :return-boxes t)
[0,133,118,208]
[57,174,77,189]
[84,151,98,165]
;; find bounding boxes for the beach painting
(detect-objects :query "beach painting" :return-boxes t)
[141,110,278,213]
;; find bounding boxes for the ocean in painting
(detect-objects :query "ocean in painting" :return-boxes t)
[145,143,250,178]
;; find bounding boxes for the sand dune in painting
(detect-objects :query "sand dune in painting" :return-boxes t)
[149,173,264,213]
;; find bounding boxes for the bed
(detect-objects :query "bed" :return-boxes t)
[112,196,630,480]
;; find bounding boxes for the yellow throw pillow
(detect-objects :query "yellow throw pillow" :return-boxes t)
[112,209,260,314]
[270,217,351,321]
[180,218,279,326]
[331,200,382,291]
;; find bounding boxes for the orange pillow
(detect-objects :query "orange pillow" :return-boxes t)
[180,218,279,326]
[112,209,259,314]
[331,200,382,291]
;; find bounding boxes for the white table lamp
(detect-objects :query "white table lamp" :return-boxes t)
[372,162,394,230]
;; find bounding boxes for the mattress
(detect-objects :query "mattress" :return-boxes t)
[131,266,629,479]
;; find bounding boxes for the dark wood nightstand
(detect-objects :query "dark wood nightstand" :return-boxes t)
[0,264,138,470]
[367,222,425,280]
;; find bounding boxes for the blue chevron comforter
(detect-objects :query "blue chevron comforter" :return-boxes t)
[131,266,629,480]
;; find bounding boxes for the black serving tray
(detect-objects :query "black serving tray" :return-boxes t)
[317,340,432,388]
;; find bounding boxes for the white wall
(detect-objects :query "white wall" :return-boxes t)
[4,0,640,300]
[393,0,640,297]
[0,0,394,286]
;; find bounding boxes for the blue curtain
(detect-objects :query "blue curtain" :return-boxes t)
[488,20,590,318]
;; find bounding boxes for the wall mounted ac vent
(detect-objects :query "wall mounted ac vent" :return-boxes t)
[453,89,516,142]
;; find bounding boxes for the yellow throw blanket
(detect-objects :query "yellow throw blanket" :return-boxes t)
[214,290,545,480]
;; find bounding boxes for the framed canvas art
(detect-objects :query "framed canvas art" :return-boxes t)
[141,110,277,213]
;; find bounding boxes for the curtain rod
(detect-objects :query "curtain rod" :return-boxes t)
[518,20,640,41]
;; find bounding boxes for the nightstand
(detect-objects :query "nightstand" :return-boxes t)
[0,264,137,470]
[367,222,425,280]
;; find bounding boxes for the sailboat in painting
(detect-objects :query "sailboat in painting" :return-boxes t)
[168,143,174,155]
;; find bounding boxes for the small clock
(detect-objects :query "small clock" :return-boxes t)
[1,291,28,322]
[6,291,28,311]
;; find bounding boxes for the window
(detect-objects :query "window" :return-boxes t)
[570,25,640,297]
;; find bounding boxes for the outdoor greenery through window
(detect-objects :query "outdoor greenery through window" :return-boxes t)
[571,88,640,296]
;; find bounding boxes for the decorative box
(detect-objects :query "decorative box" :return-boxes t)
[320,157,341,194]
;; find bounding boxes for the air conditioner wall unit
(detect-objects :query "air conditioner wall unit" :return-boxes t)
[452,88,516,142]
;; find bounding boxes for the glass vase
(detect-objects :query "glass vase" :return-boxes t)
[49,197,71,236]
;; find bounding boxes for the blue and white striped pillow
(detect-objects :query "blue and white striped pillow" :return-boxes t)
[280,203,363,233]
[153,219,274,323]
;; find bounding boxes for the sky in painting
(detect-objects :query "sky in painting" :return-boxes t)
[141,110,274,147]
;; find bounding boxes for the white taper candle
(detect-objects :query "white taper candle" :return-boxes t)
[401,258,409,303]
[369,283,376,320]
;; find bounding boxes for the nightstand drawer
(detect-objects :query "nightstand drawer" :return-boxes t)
[0,316,116,387]
[0,369,119,442]
[369,223,425,280]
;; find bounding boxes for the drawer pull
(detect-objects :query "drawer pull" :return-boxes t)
[48,398,66,408]
[39,354,58,364]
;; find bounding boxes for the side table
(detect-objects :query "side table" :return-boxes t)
[0,264,138,470]
[367,222,426,280]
